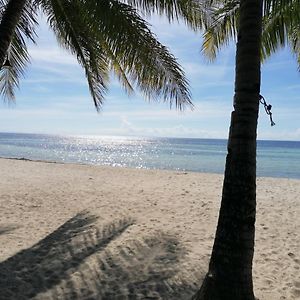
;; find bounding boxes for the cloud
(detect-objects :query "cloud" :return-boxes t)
[20,43,87,86]
[120,116,134,131]
[28,46,78,66]
[183,62,234,82]
[262,58,295,71]
[103,99,232,119]
[115,121,227,138]
[283,84,300,91]
[258,128,300,141]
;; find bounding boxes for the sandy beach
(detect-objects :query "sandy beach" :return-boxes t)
[0,158,299,300]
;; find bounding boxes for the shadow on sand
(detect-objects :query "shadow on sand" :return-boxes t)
[0,225,19,236]
[0,211,203,300]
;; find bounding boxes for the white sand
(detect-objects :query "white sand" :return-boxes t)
[0,158,299,299]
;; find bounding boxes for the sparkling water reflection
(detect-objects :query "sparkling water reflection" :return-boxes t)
[0,132,299,178]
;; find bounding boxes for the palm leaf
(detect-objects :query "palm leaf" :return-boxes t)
[82,0,193,109]
[261,0,300,61]
[123,0,208,30]
[200,0,300,66]
[0,30,31,101]
[0,0,38,101]
[288,24,300,70]
[2,0,197,108]
[38,0,110,110]
[201,0,239,60]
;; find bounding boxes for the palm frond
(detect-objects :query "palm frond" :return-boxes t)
[288,24,300,70]
[0,0,38,51]
[201,0,239,61]
[105,45,135,96]
[263,0,296,16]
[123,0,208,30]
[0,66,17,101]
[38,0,110,110]
[0,0,38,102]
[0,30,30,101]
[18,1,38,43]
[200,0,300,65]
[262,0,300,61]
[82,0,193,109]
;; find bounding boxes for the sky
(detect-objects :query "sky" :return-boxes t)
[0,13,300,141]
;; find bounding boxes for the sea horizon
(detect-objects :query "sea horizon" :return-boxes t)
[0,131,300,179]
[1,130,300,143]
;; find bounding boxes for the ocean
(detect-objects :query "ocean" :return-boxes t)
[0,132,299,179]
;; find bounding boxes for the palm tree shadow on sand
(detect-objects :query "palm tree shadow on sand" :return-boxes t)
[0,225,19,236]
[0,211,204,300]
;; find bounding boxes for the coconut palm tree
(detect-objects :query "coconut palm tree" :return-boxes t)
[0,0,206,108]
[193,1,263,298]
[192,0,300,298]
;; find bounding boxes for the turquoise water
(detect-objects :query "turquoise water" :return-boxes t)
[0,132,299,179]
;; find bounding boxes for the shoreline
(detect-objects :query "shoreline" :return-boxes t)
[1,156,299,181]
[0,158,299,299]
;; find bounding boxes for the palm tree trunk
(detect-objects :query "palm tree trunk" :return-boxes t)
[192,0,263,299]
[0,0,27,67]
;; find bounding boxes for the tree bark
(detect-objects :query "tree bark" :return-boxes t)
[192,0,263,299]
[0,0,27,67]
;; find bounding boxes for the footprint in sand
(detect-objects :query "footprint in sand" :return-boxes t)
[291,288,300,298]
[294,281,300,288]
